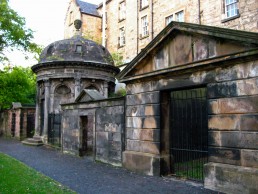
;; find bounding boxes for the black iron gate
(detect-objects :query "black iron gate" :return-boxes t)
[170,87,208,181]
[48,114,61,147]
[27,114,35,138]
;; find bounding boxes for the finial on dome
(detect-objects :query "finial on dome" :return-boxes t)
[74,19,82,31]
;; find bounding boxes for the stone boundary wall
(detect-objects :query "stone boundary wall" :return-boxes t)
[62,97,125,166]
[0,110,8,137]
[0,108,35,139]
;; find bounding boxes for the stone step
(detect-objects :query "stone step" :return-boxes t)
[22,137,44,146]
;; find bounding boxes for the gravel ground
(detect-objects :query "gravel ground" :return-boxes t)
[0,137,218,194]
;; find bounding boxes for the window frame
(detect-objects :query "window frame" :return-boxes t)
[175,10,184,22]
[69,11,73,25]
[119,1,126,21]
[140,0,149,10]
[119,27,126,47]
[75,45,82,53]
[225,0,239,18]
[141,15,149,38]
[165,14,174,26]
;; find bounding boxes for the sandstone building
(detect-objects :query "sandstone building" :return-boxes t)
[65,0,258,64]
[1,1,257,194]
[60,22,258,193]
[1,19,257,194]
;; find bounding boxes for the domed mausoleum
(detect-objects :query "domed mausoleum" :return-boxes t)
[31,33,119,142]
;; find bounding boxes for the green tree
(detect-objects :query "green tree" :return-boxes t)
[0,0,40,62]
[0,66,36,110]
[111,52,123,66]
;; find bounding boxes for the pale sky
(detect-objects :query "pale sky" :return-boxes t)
[2,0,102,69]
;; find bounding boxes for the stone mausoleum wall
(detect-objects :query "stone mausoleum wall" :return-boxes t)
[62,97,125,166]
[123,59,258,193]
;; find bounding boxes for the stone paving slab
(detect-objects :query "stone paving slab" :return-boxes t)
[0,138,219,194]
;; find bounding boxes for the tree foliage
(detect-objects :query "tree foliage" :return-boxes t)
[111,52,123,66]
[0,0,41,62]
[0,66,36,110]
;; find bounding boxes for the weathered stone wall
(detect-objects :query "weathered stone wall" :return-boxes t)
[96,0,257,64]
[123,84,161,176]
[62,97,125,166]
[0,108,35,139]
[0,111,8,137]
[204,61,258,193]
[64,0,82,39]
[95,100,125,166]
[64,0,101,41]
[9,109,21,139]
[81,14,102,44]
[198,0,257,32]
[123,59,258,192]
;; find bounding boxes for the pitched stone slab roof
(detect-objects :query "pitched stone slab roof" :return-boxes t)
[118,21,258,82]
[76,0,99,17]
[75,89,106,102]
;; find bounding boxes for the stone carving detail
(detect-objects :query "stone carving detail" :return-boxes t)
[55,85,71,95]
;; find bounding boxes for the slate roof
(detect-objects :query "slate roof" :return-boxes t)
[12,102,22,109]
[36,35,115,66]
[76,0,99,17]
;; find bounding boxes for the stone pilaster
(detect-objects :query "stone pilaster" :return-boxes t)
[34,82,40,137]
[103,81,108,98]
[75,77,81,99]
[43,79,50,141]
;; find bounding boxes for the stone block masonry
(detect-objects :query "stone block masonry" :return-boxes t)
[205,60,258,193]
[96,103,125,166]
[122,59,258,192]
[62,98,125,167]
[123,81,162,176]
[94,0,258,64]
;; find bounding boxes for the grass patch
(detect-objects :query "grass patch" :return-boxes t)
[0,152,75,194]
[173,157,207,181]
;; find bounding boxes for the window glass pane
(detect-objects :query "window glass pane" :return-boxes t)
[119,27,125,46]
[141,0,149,8]
[76,45,82,53]
[225,0,238,18]
[176,11,184,22]
[119,2,126,20]
[141,16,148,36]
[166,15,173,25]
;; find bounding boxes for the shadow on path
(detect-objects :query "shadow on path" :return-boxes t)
[0,138,218,194]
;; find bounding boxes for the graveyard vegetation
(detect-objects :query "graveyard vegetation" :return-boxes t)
[0,153,75,194]
[0,66,36,110]
[0,0,41,62]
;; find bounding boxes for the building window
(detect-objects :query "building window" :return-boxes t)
[140,0,149,9]
[141,15,148,37]
[175,10,184,22]
[119,27,125,47]
[119,1,126,21]
[75,45,82,53]
[165,15,173,25]
[225,0,239,18]
[69,11,73,25]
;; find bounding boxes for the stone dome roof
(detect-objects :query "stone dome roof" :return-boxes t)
[39,35,114,66]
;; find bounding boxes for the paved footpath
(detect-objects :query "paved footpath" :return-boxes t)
[0,138,218,194]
